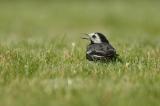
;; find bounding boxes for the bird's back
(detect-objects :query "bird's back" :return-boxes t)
[86,43,117,61]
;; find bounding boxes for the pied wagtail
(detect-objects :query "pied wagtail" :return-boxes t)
[82,32,118,61]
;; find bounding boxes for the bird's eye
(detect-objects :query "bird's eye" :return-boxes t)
[92,35,96,39]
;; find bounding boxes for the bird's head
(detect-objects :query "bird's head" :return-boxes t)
[82,32,109,44]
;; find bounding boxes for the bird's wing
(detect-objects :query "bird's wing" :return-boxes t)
[86,43,116,60]
[95,44,115,55]
[93,49,116,57]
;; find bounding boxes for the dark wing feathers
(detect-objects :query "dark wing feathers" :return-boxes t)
[86,43,117,61]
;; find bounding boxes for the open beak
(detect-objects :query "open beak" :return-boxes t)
[81,33,90,40]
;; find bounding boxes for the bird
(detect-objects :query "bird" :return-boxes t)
[82,32,118,61]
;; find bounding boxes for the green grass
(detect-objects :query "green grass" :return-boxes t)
[0,1,160,106]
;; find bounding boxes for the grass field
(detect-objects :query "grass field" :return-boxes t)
[0,1,160,106]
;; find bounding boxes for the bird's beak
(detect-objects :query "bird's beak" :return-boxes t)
[81,33,90,40]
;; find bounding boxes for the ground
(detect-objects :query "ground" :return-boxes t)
[0,1,160,106]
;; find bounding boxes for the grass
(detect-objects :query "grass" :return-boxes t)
[0,1,160,106]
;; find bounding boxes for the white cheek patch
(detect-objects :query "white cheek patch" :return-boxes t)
[88,33,102,43]
[93,34,102,43]
[94,38,101,43]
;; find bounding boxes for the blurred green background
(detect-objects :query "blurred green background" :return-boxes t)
[0,0,160,106]
[0,0,160,38]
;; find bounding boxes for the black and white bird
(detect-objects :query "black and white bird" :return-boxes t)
[82,32,118,61]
